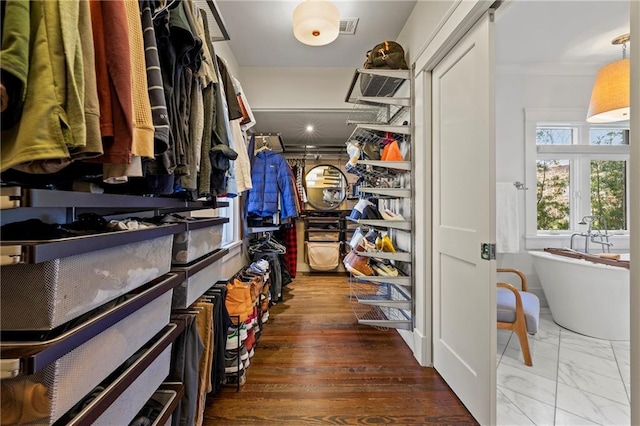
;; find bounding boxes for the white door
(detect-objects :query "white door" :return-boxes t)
[432,11,496,425]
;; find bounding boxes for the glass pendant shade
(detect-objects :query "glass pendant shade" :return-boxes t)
[586,58,630,123]
[293,0,339,46]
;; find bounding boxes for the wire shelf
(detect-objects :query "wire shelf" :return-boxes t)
[349,301,412,331]
[347,101,406,125]
[345,69,410,103]
[349,280,411,307]
[346,162,407,180]
[347,126,386,146]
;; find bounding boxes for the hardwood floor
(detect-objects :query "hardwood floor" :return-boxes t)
[204,273,477,425]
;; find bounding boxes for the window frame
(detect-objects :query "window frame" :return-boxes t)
[524,108,630,250]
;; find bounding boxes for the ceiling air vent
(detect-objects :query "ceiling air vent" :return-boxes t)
[339,18,359,35]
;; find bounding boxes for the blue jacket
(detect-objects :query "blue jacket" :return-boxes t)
[247,150,298,219]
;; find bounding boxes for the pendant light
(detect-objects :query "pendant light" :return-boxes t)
[586,34,630,123]
[293,0,340,46]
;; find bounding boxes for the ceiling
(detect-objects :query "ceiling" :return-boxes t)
[214,0,630,155]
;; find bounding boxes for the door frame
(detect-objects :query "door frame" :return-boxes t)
[411,0,493,367]
[411,1,496,424]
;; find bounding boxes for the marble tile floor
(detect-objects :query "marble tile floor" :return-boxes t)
[497,310,631,425]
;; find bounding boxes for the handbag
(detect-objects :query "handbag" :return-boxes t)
[360,41,408,97]
[361,142,381,161]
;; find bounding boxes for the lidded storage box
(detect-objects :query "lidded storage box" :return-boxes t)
[171,217,228,264]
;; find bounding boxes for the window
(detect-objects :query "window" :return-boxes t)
[217,196,240,246]
[191,196,240,248]
[525,109,629,242]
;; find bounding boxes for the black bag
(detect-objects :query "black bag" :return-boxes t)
[360,41,409,97]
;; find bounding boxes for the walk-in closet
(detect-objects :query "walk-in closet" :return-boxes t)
[1,1,638,425]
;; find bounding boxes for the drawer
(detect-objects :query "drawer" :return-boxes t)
[1,233,174,331]
[0,278,177,425]
[131,383,183,426]
[55,322,184,426]
[172,218,228,265]
[93,345,172,426]
[171,248,228,309]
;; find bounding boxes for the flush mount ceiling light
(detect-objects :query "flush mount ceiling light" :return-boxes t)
[293,0,340,46]
[587,33,630,123]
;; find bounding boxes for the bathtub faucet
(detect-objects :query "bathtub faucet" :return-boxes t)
[570,215,612,253]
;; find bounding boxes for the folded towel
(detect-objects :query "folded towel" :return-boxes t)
[496,182,519,253]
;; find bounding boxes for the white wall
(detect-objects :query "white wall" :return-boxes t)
[396,0,456,64]
[237,67,354,110]
[213,40,241,81]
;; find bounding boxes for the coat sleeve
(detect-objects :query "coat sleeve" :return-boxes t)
[277,156,300,219]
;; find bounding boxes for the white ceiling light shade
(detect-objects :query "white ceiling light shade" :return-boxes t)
[586,34,630,123]
[293,0,340,46]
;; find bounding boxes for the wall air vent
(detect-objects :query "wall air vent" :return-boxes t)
[339,18,359,35]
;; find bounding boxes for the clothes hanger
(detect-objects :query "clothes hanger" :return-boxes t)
[255,138,272,154]
[152,0,178,20]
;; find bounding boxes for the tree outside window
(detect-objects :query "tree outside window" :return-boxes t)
[535,127,628,232]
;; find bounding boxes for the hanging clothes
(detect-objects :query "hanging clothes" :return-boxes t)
[169,314,204,426]
[229,118,252,193]
[276,225,298,279]
[196,7,217,198]
[207,53,238,197]
[229,75,254,193]
[1,0,103,173]
[0,0,30,131]
[231,76,255,132]
[249,235,287,302]
[247,149,299,219]
[102,0,155,183]
[295,162,308,203]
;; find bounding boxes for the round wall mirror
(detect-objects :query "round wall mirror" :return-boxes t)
[304,165,347,210]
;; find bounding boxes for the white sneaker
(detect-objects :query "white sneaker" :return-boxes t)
[349,198,373,220]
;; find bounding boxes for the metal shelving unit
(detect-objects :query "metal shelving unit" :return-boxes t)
[344,68,413,331]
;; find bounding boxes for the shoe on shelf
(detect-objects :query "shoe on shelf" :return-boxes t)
[361,205,383,220]
[343,251,375,276]
[380,235,396,253]
[349,198,373,220]
[372,264,387,276]
[364,229,379,243]
[349,228,365,250]
[376,262,399,276]
[380,209,405,221]
[356,239,376,253]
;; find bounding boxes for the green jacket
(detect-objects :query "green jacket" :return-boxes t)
[1,0,93,173]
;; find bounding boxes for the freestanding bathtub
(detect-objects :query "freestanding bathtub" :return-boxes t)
[529,250,630,341]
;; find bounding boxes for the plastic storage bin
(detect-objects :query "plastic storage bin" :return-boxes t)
[93,346,172,426]
[171,219,227,265]
[171,248,227,309]
[0,289,173,425]
[0,234,173,331]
